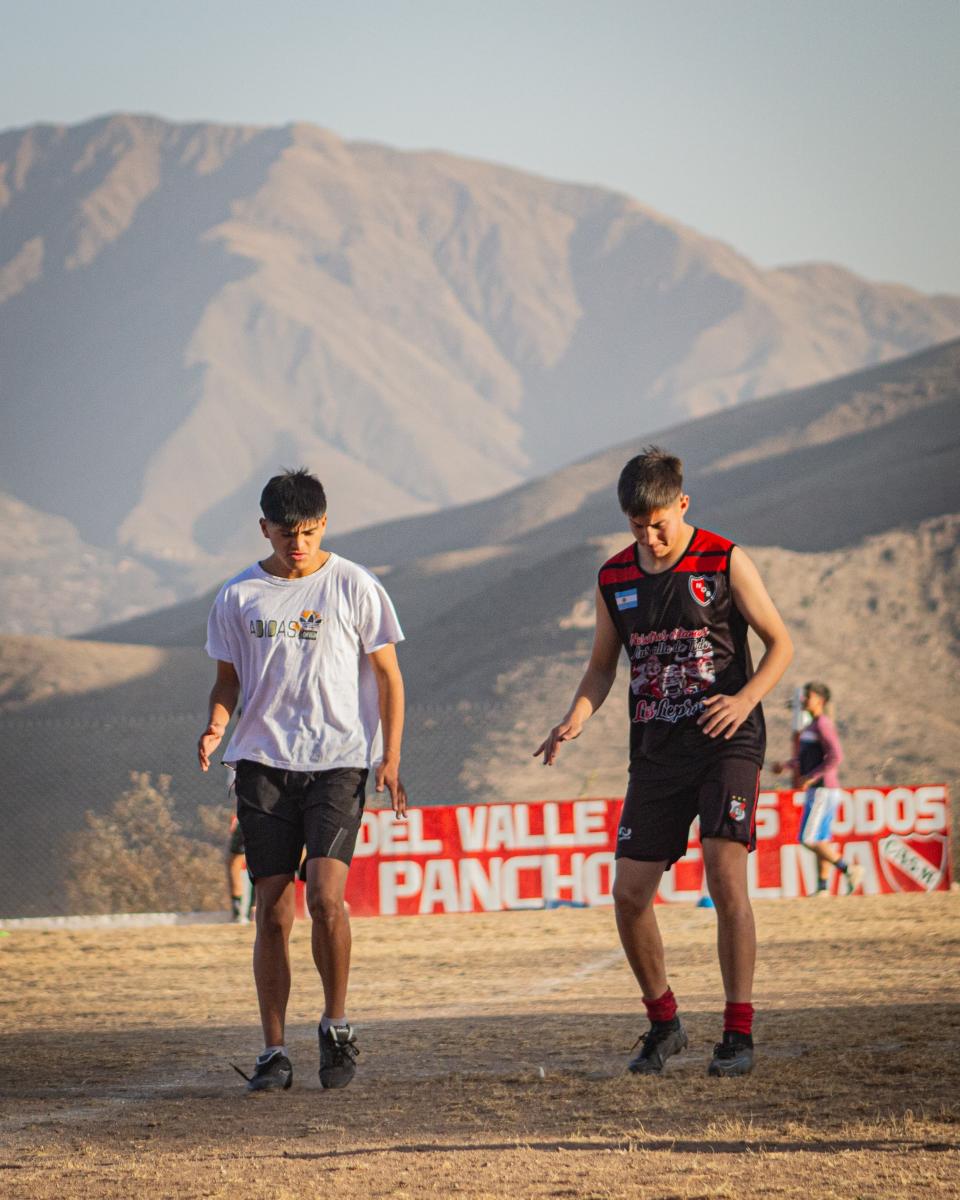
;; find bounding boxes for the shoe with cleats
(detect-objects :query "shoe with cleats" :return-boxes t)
[628,1018,688,1075]
[319,1023,359,1089]
[708,1031,754,1077]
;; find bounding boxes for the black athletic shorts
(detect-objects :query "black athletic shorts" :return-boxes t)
[234,760,368,879]
[615,756,760,867]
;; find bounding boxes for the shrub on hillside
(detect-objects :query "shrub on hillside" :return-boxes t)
[66,772,225,914]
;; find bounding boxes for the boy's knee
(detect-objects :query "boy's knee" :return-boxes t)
[255,899,292,936]
[705,870,750,913]
[613,877,655,917]
[307,889,345,925]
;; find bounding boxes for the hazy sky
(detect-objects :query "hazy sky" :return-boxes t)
[2,0,957,293]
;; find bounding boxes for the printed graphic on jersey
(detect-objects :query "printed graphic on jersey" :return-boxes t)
[248,610,323,642]
[688,575,717,607]
[615,588,638,611]
[628,626,716,725]
[297,610,324,641]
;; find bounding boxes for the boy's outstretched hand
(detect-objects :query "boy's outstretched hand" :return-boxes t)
[533,716,583,766]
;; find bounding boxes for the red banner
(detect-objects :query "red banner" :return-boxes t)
[343,785,951,916]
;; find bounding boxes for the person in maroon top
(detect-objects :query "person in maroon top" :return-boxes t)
[773,682,864,896]
[535,447,793,1077]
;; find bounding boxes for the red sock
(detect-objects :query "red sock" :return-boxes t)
[723,1001,754,1036]
[643,988,678,1024]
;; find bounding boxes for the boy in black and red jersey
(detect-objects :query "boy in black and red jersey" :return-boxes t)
[535,447,792,1077]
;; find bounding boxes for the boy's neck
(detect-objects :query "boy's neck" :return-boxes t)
[637,522,694,574]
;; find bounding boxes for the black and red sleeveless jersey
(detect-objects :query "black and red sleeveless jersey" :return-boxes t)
[598,527,765,768]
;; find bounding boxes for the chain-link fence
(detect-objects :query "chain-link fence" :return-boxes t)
[3,704,954,919]
[0,705,512,919]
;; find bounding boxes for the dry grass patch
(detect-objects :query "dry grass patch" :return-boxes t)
[1,895,958,1198]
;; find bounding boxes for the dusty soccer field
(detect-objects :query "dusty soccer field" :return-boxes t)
[2,894,958,1199]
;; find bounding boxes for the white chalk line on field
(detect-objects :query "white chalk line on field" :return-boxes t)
[388,947,628,1021]
[0,1075,221,1134]
[522,948,626,997]
[0,911,229,932]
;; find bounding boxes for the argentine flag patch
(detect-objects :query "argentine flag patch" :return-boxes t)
[615,588,638,611]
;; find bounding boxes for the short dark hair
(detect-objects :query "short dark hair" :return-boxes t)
[804,681,831,704]
[617,446,684,516]
[260,468,327,526]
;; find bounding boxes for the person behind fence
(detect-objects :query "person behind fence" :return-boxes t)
[773,682,864,896]
[534,446,793,1078]
[198,467,407,1094]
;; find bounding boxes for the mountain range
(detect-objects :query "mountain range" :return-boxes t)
[3,112,960,636]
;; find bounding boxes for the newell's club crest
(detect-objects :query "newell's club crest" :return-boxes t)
[728,796,746,823]
[878,833,948,892]
[689,575,717,607]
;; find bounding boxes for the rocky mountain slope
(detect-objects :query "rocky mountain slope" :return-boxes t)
[89,336,960,648]
[2,113,959,635]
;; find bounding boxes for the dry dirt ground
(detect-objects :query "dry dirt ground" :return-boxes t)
[2,895,958,1199]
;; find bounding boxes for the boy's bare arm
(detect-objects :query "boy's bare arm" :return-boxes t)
[368,643,407,816]
[198,660,241,771]
[534,587,621,766]
[698,546,794,740]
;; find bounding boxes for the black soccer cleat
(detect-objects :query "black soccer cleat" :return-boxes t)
[238,1049,293,1093]
[628,1017,688,1075]
[319,1023,359,1089]
[708,1031,755,1077]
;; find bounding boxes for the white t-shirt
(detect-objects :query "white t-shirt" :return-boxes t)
[205,553,403,771]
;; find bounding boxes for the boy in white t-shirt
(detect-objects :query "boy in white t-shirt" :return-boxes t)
[198,468,406,1093]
